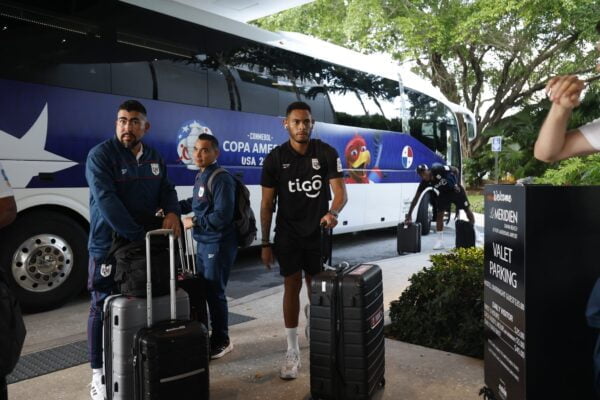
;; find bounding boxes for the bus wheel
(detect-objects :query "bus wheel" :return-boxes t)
[1,211,88,312]
[416,191,432,236]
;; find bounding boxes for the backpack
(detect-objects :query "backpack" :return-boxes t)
[206,168,257,248]
[109,235,171,298]
[0,269,26,376]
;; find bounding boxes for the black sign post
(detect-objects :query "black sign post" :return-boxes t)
[484,185,600,399]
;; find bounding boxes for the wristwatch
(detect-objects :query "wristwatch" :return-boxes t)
[328,209,339,218]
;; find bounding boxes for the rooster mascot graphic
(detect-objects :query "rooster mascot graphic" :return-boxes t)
[344,134,372,184]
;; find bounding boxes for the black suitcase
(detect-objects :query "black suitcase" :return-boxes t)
[132,229,209,400]
[455,215,475,248]
[176,229,208,327]
[396,222,421,254]
[310,229,385,400]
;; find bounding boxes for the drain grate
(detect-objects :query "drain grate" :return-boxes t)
[8,312,255,384]
[7,340,88,384]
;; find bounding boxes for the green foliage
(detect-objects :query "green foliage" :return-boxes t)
[468,194,484,214]
[254,0,600,157]
[388,247,484,358]
[536,153,600,185]
[465,82,600,187]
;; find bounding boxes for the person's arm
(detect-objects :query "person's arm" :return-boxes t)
[320,177,347,229]
[196,175,235,232]
[534,75,596,162]
[86,149,145,242]
[157,160,181,237]
[0,195,16,229]
[405,182,425,222]
[260,186,276,269]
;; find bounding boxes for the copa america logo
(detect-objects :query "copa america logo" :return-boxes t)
[176,120,213,170]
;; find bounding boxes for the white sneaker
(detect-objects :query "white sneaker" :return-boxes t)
[304,304,310,341]
[433,240,445,250]
[89,376,106,400]
[280,348,301,380]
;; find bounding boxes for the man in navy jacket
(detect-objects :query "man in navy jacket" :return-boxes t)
[85,100,180,400]
[181,133,237,360]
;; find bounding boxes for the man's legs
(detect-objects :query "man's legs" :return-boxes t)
[280,271,303,379]
[87,256,113,400]
[434,209,446,250]
[283,271,303,328]
[200,240,236,359]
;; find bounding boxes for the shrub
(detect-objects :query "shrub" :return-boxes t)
[388,247,484,358]
[535,153,600,185]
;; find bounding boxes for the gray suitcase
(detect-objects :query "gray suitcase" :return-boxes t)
[103,231,190,400]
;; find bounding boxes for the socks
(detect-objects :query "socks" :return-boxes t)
[286,327,299,352]
[92,368,103,382]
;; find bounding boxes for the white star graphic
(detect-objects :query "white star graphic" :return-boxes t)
[0,104,77,188]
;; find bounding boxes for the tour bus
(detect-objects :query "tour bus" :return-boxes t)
[0,0,476,311]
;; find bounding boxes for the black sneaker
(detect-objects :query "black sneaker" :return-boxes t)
[210,339,233,360]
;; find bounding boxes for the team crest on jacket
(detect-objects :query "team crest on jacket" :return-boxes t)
[100,263,112,278]
[151,163,160,176]
[312,158,320,170]
[198,185,205,198]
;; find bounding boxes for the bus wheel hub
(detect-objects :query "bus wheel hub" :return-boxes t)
[11,234,74,293]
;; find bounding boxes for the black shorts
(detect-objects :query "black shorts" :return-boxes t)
[274,231,322,277]
[436,188,470,212]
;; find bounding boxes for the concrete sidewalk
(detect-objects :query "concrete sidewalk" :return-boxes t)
[7,248,485,400]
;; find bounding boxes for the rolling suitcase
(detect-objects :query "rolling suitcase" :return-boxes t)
[103,235,191,400]
[310,228,386,400]
[133,229,209,400]
[176,229,209,327]
[455,211,475,248]
[396,222,421,254]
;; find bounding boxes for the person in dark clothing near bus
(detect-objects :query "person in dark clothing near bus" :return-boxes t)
[405,163,474,249]
[85,100,181,400]
[180,133,238,360]
[0,161,20,400]
[260,101,347,380]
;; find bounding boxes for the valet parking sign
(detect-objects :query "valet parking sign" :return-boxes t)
[484,186,526,400]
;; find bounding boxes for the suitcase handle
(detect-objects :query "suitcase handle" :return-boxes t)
[145,229,177,328]
[179,228,197,275]
[320,225,333,270]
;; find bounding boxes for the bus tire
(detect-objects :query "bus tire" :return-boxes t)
[416,191,432,236]
[0,211,88,313]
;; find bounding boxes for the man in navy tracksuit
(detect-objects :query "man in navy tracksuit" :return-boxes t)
[85,100,180,400]
[181,133,237,360]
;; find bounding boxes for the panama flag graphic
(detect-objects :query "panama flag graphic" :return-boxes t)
[401,145,414,169]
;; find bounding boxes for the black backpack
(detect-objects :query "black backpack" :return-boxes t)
[0,269,26,376]
[109,236,171,298]
[206,168,257,248]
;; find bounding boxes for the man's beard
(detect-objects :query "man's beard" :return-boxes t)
[119,134,139,149]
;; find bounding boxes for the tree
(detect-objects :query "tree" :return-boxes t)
[464,81,600,187]
[254,0,600,158]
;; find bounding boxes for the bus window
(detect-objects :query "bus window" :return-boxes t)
[234,68,278,116]
[154,60,208,107]
[111,62,153,99]
[404,87,461,167]
[275,78,330,122]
